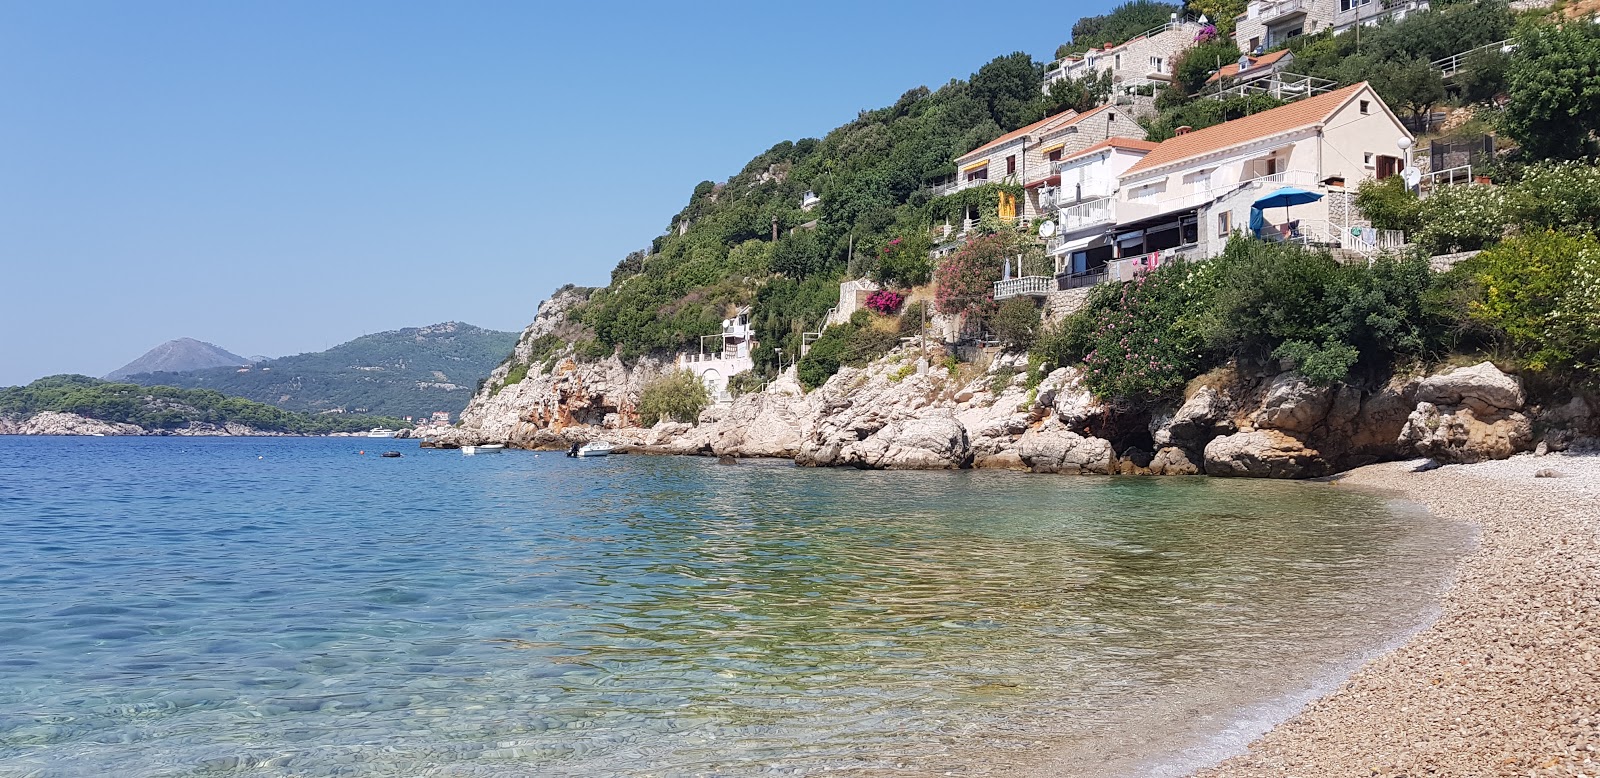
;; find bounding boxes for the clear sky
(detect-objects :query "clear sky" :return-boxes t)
[0,1,1111,386]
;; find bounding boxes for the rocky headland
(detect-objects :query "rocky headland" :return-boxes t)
[0,411,321,437]
[429,294,1595,477]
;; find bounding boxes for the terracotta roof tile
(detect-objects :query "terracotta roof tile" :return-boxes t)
[957,104,1117,162]
[1205,49,1292,84]
[1122,83,1371,177]
[1058,136,1159,165]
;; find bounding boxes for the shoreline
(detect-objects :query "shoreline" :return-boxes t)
[1189,451,1600,777]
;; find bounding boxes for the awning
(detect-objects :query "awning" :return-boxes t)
[1053,233,1109,255]
[1025,175,1061,189]
[1037,142,1066,155]
[960,158,990,172]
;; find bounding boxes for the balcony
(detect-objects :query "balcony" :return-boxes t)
[993,276,1055,301]
[1256,0,1309,25]
[1058,197,1114,231]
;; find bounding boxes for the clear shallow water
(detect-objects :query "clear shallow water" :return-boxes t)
[0,437,1469,777]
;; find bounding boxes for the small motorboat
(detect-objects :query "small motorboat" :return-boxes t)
[461,444,505,455]
[576,441,615,458]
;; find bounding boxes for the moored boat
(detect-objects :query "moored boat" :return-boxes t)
[366,428,399,438]
[576,441,614,457]
[461,444,505,455]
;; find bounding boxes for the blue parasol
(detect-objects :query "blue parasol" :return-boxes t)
[1253,186,1323,237]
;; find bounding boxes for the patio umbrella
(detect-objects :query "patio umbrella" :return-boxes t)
[1253,187,1324,237]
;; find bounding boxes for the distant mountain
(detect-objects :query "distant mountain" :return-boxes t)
[105,338,249,380]
[122,322,519,418]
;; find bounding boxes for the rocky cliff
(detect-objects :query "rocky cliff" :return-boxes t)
[437,295,1596,476]
[0,411,303,437]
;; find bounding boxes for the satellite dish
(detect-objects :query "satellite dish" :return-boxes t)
[1402,167,1421,188]
[1038,220,1057,238]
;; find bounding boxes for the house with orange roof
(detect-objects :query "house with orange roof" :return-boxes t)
[947,105,1145,228]
[1112,81,1412,263]
[1040,138,1160,282]
[1204,49,1295,88]
[1043,19,1205,94]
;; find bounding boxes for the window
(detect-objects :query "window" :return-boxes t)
[1115,54,1122,69]
[1249,36,1261,51]
[1108,112,1116,123]
[1217,211,1232,238]
[966,167,989,182]
[1360,100,1371,115]
[1151,56,1165,72]
[1048,148,1062,162]
[1376,155,1401,180]
[1006,155,1016,175]
[1364,152,1374,165]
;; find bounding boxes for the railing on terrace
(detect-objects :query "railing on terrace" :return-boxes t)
[1427,164,1477,189]
[1256,0,1309,22]
[1433,39,1513,78]
[1058,197,1114,231]
[932,180,963,197]
[1060,266,1109,289]
[1205,72,1336,102]
[993,275,1055,301]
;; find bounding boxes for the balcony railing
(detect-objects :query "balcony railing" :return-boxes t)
[1256,0,1309,23]
[1058,197,1114,231]
[994,276,1055,300]
[1205,72,1336,102]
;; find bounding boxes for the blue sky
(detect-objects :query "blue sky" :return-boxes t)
[0,1,1110,385]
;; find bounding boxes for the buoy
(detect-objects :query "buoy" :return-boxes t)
[359,450,365,455]
[258,456,263,460]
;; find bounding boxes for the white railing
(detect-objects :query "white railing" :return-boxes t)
[1433,39,1513,78]
[1257,0,1309,22]
[1059,197,1114,231]
[1206,72,1337,102]
[932,180,962,197]
[994,276,1055,300]
[1427,164,1476,189]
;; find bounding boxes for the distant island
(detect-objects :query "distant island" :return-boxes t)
[117,322,517,418]
[0,375,406,436]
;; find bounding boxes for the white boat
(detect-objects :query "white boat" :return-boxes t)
[576,441,615,458]
[366,428,399,438]
[461,444,505,455]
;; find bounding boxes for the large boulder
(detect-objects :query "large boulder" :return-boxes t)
[1016,419,1115,474]
[1152,385,1235,448]
[844,416,971,470]
[708,392,810,458]
[1416,361,1525,415]
[1203,430,1323,478]
[1399,402,1534,464]
[1150,446,1201,475]
[1251,372,1334,434]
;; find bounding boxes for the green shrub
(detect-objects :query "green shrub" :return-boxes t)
[1355,176,1422,234]
[636,370,712,426]
[1459,231,1600,373]
[1415,184,1512,254]
[988,296,1042,351]
[796,318,901,390]
[490,362,531,397]
[726,370,766,397]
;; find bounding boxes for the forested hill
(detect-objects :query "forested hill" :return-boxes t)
[122,322,517,418]
[0,375,405,434]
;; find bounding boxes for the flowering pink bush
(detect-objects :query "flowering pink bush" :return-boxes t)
[864,289,905,315]
[933,234,1010,318]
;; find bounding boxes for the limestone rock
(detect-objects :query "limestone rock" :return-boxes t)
[709,391,810,458]
[1203,430,1323,478]
[1399,401,1533,464]
[0,411,143,436]
[1150,446,1201,475]
[1416,361,1525,415]
[1015,419,1114,474]
[1252,372,1334,434]
[1152,385,1235,448]
[843,415,971,470]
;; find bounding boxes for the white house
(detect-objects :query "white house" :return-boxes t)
[946,105,1147,228]
[1114,81,1412,261]
[1040,137,1159,282]
[677,308,756,402]
[1235,0,1430,52]
[1044,19,1205,92]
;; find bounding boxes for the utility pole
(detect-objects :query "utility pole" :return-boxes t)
[771,215,779,242]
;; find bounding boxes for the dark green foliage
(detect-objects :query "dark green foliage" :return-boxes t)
[636,371,711,426]
[0,375,406,434]
[491,362,530,398]
[1459,47,1511,105]
[796,317,900,390]
[751,275,840,374]
[726,370,766,398]
[1170,37,1242,97]
[1042,71,1114,115]
[969,53,1047,131]
[1063,1,1182,56]
[1504,20,1600,159]
[1355,176,1423,233]
[989,297,1043,350]
[121,323,519,417]
[1196,240,1443,384]
[1364,57,1446,126]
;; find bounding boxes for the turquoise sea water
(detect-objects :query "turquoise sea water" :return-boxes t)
[0,437,1469,777]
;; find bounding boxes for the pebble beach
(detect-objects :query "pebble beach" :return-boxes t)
[1199,450,1600,778]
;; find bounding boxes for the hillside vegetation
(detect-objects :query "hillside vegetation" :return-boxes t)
[516,0,1595,403]
[124,322,517,418]
[0,375,407,434]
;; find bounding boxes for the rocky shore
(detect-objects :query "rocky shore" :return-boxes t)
[0,411,353,437]
[1192,450,1600,778]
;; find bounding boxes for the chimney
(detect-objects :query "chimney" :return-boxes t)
[1176,126,1193,135]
